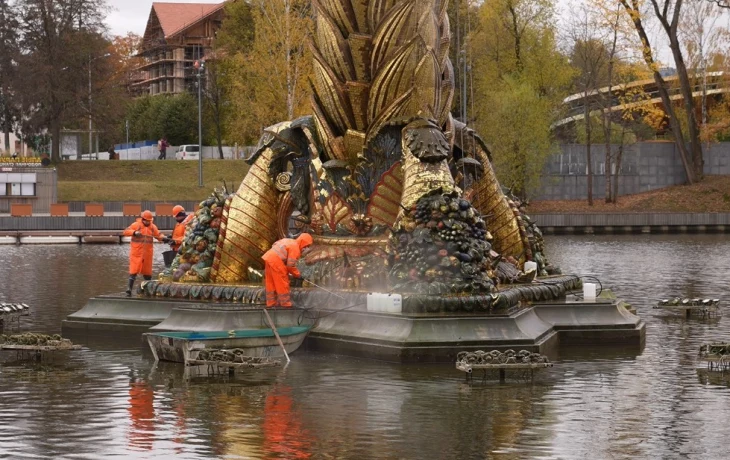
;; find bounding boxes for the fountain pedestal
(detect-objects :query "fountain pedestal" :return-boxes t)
[62,276,644,363]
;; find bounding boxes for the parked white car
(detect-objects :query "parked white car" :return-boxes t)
[175,145,200,160]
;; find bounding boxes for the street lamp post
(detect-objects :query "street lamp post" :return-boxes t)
[89,53,110,160]
[88,56,92,159]
[195,59,204,187]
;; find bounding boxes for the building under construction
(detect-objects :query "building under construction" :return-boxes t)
[133,2,227,96]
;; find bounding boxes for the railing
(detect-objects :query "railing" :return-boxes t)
[556,72,730,126]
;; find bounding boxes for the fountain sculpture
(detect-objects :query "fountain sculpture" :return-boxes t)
[64,1,645,359]
[151,0,580,312]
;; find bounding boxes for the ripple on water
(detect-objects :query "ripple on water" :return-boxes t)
[2,237,730,458]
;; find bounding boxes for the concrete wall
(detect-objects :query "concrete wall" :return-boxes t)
[0,168,57,214]
[536,141,727,200]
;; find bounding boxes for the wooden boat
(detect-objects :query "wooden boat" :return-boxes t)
[144,325,312,363]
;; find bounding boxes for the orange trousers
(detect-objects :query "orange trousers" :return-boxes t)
[264,257,292,307]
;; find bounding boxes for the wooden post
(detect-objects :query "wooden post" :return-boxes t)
[263,308,290,363]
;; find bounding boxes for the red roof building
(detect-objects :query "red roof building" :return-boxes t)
[133,2,228,96]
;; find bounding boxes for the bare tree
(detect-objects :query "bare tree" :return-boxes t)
[567,6,611,206]
[618,0,700,183]
[681,1,726,143]
[652,0,704,180]
[594,1,628,204]
[709,0,730,8]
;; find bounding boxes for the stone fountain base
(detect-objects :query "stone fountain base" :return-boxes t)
[61,275,644,363]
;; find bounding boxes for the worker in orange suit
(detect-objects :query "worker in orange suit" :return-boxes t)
[170,205,193,253]
[262,233,313,308]
[123,210,169,296]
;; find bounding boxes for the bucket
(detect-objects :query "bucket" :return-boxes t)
[162,250,177,267]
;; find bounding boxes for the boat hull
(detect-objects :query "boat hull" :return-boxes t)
[144,326,311,363]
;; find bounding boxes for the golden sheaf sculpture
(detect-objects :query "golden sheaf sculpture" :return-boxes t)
[205,0,546,291]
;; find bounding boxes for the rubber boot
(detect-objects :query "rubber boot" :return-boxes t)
[126,275,136,297]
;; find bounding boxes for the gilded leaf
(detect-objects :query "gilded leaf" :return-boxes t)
[366,162,403,226]
[322,193,352,232]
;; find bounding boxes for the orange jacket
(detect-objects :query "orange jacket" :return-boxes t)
[123,218,164,275]
[171,214,194,252]
[262,234,312,278]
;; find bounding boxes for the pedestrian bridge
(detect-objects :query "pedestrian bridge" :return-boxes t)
[554,71,730,128]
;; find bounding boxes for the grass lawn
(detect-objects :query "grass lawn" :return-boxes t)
[56,160,730,213]
[57,160,250,202]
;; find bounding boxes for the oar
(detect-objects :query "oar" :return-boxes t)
[262,308,290,363]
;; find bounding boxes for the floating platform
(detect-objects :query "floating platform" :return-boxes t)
[0,303,31,330]
[455,349,553,382]
[188,356,281,369]
[653,298,721,318]
[0,344,82,351]
[699,342,730,371]
[62,275,645,363]
[0,336,82,362]
[187,355,282,377]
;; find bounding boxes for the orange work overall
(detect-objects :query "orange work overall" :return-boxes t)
[123,219,162,276]
[171,214,193,252]
[262,238,302,307]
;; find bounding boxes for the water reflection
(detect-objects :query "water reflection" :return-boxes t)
[262,384,311,458]
[2,236,730,457]
[127,379,156,451]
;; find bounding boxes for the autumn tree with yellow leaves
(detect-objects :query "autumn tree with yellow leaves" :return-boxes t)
[217,0,313,146]
[468,0,574,199]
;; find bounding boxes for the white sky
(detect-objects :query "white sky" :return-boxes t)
[105,0,729,68]
[105,0,222,37]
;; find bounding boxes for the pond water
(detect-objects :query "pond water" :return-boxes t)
[1,235,730,459]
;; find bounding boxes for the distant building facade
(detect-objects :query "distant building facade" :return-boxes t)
[1,132,31,157]
[133,2,227,96]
